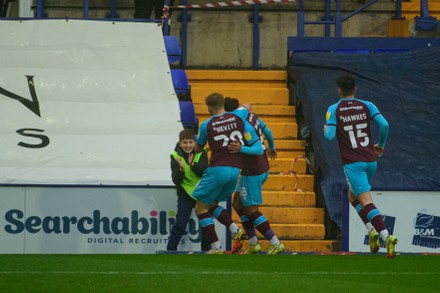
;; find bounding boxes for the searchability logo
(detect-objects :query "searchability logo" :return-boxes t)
[3,209,202,244]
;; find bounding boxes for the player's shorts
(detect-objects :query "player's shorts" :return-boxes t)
[192,166,240,205]
[236,172,269,207]
[343,161,377,196]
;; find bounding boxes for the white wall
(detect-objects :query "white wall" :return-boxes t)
[0,20,182,185]
[348,191,440,253]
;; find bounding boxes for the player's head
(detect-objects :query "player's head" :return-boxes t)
[224,97,239,112]
[205,93,225,115]
[336,74,356,98]
[178,128,196,154]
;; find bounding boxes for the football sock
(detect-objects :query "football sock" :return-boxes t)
[249,211,276,242]
[209,205,234,230]
[248,236,258,246]
[351,199,373,232]
[197,212,218,244]
[269,236,280,246]
[211,241,221,250]
[363,203,388,240]
[380,230,390,242]
[239,215,257,239]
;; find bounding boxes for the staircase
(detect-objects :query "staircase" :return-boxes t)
[186,69,338,253]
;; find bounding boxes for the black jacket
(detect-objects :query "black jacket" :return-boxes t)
[170,143,208,199]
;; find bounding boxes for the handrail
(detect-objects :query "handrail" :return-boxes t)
[180,0,190,68]
[83,0,89,19]
[251,4,261,69]
[36,0,44,18]
[298,0,400,37]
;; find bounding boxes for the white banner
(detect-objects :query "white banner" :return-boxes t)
[0,20,181,185]
[348,191,440,253]
[0,186,227,254]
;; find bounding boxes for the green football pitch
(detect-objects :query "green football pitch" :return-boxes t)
[0,253,438,292]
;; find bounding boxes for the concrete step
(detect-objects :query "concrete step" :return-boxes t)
[191,87,289,105]
[262,190,316,207]
[269,158,307,174]
[186,70,287,82]
[268,150,305,159]
[197,113,294,123]
[231,207,324,225]
[194,104,296,122]
[190,81,286,89]
[257,207,324,224]
[264,174,315,192]
[267,139,305,151]
[262,223,325,240]
[206,150,304,162]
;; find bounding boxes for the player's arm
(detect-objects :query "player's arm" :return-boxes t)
[259,118,275,150]
[324,125,336,141]
[232,107,250,123]
[324,105,337,141]
[372,114,389,148]
[259,117,277,160]
[240,141,264,155]
[228,140,264,156]
[366,101,389,156]
[195,121,208,153]
[372,114,389,157]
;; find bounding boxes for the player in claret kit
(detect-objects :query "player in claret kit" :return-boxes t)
[225,97,284,255]
[324,74,397,259]
[192,93,264,254]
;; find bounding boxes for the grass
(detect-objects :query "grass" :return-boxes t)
[0,253,439,292]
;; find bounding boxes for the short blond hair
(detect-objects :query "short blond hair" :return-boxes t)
[205,93,224,110]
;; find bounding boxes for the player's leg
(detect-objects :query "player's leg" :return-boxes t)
[365,161,397,258]
[346,163,385,246]
[243,173,284,254]
[232,179,256,251]
[194,166,242,253]
[214,167,244,241]
[348,189,374,233]
[192,167,226,252]
[230,192,250,252]
[237,175,262,253]
[347,162,397,257]
[348,188,378,253]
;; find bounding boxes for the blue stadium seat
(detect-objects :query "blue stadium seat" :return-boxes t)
[171,69,191,101]
[334,49,370,54]
[164,36,181,64]
[179,101,198,131]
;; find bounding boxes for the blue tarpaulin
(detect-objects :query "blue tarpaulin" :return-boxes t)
[288,47,440,228]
